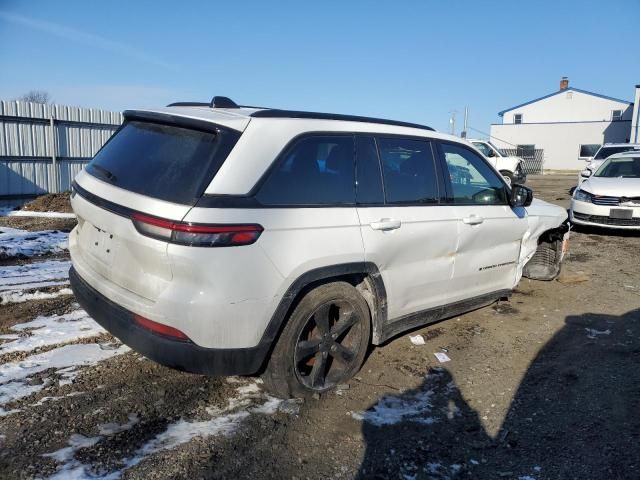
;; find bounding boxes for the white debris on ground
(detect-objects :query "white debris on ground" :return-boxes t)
[0,260,71,293]
[0,287,73,305]
[43,383,285,480]
[0,343,130,409]
[3,210,76,219]
[0,229,68,258]
[0,307,107,355]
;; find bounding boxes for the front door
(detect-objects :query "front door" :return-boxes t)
[437,141,527,301]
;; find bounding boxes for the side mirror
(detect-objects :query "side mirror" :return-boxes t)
[510,184,533,207]
[580,169,592,178]
[487,149,496,157]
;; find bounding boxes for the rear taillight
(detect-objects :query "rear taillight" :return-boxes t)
[131,213,263,247]
[133,314,191,341]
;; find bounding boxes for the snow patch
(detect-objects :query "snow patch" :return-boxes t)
[0,343,129,407]
[0,260,71,292]
[352,388,437,426]
[1,287,73,305]
[43,382,285,479]
[99,414,140,436]
[5,210,76,219]
[585,328,611,339]
[0,308,106,355]
[0,229,68,258]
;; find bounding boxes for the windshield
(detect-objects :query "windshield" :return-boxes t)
[487,141,506,156]
[594,146,640,160]
[594,157,640,178]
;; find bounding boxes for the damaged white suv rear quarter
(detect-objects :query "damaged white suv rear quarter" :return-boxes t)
[69,100,568,398]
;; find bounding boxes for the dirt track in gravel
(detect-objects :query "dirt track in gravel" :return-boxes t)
[1,175,639,479]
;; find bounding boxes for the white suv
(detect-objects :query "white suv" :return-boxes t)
[69,97,568,398]
[468,139,527,186]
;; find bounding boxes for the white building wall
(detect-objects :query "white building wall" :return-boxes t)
[501,89,633,124]
[490,121,632,171]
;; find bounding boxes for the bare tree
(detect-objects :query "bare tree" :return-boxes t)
[17,90,52,104]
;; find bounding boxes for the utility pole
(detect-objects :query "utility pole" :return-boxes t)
[461,106,468,138]
[449,111,456,136]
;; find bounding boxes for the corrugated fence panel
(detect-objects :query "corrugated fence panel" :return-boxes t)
[0,100,122,197]
[58,159,90,192]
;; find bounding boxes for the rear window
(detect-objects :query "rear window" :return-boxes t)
[86,120,239,205]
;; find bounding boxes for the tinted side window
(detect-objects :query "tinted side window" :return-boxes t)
[256,136,355,205]
[355,136,384,204]
[440,143,508,205]
[377,137,438,204]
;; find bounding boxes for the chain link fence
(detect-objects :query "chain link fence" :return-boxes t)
[500,148,544,174]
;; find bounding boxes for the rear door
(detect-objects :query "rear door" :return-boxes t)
[355,135,458,323]
[436,141,527,301]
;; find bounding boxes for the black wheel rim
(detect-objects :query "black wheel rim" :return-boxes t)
[294,299,363,391]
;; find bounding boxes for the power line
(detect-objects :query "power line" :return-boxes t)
[467,126,518,147]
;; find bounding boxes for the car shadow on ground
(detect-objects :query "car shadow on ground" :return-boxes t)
[357,308,640,479]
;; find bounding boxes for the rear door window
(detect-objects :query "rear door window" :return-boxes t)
[86,120,239,205]
[376,137,439,204]
[256,135,355,205]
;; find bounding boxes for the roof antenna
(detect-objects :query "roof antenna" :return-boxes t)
[211,96,239,108]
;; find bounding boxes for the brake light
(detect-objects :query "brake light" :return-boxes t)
[131,213,263,247]
[133,314,191,341]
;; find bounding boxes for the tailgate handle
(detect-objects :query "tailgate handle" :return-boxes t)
[370,218,401,231]
[462,215,484,225]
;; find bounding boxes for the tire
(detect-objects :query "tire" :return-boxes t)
[261,281,371,398]
[500,170,514,187]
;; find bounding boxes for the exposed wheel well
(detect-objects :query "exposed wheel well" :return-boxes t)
[255,264,387,373]
[523,224,569,281]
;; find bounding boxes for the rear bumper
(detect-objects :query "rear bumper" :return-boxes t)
[69,267,271,376]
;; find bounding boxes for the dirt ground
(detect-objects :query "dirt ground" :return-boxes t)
[1,175,639,479]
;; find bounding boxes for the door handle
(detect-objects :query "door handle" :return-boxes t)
[370,218,401,231]
[462,215,484,225]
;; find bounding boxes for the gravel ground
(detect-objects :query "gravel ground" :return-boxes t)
[1,175,639,479]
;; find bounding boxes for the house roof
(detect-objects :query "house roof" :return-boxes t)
[498,87,633,117]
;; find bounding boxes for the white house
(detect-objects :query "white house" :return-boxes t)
[490,78,640,171]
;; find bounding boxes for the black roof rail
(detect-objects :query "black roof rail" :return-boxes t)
[166,97,241,109]
[250,109,434,131]
[211,96,239,108]
[166,101,209,107]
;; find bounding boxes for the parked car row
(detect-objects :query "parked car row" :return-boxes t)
[69,97,568,397]
[571,151,640,229]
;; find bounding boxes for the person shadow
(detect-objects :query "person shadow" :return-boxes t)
[357,308,640,479]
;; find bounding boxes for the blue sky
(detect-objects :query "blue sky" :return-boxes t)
[0,0,638,133]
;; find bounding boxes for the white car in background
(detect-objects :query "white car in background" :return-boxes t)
[571,151,640,229]
[577,143,640,186]
[468,139,527,186]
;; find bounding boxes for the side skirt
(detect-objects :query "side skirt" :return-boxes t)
[376,289,512,344]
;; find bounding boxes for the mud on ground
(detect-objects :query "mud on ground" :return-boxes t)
[1,175,639,479]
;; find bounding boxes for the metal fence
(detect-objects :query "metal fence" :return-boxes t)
[500,148,545,175]
[0,100,123,198]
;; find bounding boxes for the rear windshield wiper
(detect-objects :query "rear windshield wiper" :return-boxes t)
[91,164,118,182]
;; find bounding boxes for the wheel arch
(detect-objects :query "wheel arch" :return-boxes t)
[256,262,388,372]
